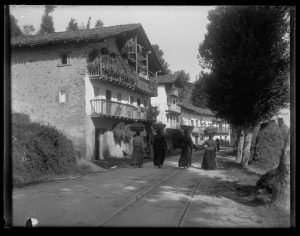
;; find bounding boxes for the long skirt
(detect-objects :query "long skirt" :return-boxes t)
[153,147,165,166]
[201,150,217,170]
[131,145,143,166]
[178,146,192,167]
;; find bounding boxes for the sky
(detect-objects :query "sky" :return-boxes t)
[10,5,216,82]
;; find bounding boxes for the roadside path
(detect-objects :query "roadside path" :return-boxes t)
[12,149,290,227]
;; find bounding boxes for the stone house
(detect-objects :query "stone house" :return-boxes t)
[11,23,163,160]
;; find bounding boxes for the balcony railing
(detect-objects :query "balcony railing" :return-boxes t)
[166,104,181,114]
[90,99,151,121]
[168,88,179,97]
[166,122,181,129]
[86,56,157,96]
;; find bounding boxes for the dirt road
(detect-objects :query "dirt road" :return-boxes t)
[12,149,290,227]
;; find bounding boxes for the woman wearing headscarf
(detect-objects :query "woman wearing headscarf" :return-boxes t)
[131,131,144,168]
[152,129,168,168]
[201,133,218,170]
[178,130,193,168]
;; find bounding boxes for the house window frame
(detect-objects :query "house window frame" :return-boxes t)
[59,90,66,104]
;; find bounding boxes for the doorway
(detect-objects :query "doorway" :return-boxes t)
[94,128,100,160]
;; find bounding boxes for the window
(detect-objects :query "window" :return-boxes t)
[137,98,141,106]
[59,90,66,103]
[130,96,134,104]
[191,120,194,126]
[94,87,100,97]
[196,120,198,127]
[61,54,68,65]
[117,93,122,101]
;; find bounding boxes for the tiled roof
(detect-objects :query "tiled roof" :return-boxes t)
[11,23,142,48]
[178,81,214,116]
[156,75,177,84]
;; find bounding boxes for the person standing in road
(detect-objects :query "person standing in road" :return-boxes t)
[201,133,218,170]
[178,130,193,168]
[216,138,220,152]
[152,129,167,168]
[131,131,144,168]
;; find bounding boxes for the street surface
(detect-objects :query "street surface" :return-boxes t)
[12,149,288,227]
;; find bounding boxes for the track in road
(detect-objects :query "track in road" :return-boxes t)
[98,156,204,227]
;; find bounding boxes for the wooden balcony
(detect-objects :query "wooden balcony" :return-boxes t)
[166,104,181,114]
[166,122,181,129]
[90,99,155,122]
[86,56,157,96]
[168,88,180,97]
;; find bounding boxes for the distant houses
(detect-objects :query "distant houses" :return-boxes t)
[151,75,231,150]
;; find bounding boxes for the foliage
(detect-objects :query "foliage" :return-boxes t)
[174,70,190,87]
[195,6,290,129]
[38,5,56,34]
[151,44,172,74]
[95,19,104,28]
[10,15,23,37]
[192,72,209,108]
[112,122,134,145]
[86,16,91,29]
[12,113,77,186]
[22,24,35,35]
[66,17,79,31]
[249,120,288,171]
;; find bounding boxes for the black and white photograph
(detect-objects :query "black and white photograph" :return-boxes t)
[4,5,295,228]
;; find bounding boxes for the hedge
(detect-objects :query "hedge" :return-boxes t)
[249,120,288,171]
[12,113,77,185]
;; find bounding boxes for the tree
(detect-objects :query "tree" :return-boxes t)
[10,15,22,37]
[86,16,91,29]
[193,6,290,168]
[38,5,56,34]
[22,24,35,35]
[94,19,104,28]
[151,44,171,74]
[66,17,79,31]
[174,70,190,87]
[192,72,208,108]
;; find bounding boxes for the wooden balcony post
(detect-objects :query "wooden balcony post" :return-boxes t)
[135,36,138,73]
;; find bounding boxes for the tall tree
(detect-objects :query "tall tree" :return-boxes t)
[38,5,56,34]
[174,70,190,87]
[66,17,79,31]
[86,16,91,29]
[94,19,104,28]
[151,44,171,75]
[22,24,35,35]
[10,15,22,37]
[193,6,290,168]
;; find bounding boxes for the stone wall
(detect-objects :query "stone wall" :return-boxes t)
[11,43,90,156]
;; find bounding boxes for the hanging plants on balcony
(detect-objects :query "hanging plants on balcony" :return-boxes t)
[130,122,146,132]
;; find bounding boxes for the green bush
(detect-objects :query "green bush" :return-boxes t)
[249,120,288,171]
[12,113,77,185]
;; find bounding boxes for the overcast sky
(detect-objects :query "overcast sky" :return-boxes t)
[10,5,216,82]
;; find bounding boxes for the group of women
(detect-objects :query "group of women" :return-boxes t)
[131,129,218,170]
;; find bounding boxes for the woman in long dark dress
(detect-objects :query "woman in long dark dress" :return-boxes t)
[201,133,218,170]
[178,130,193,168]
[152,129,167,168]
[131,131,144,168]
